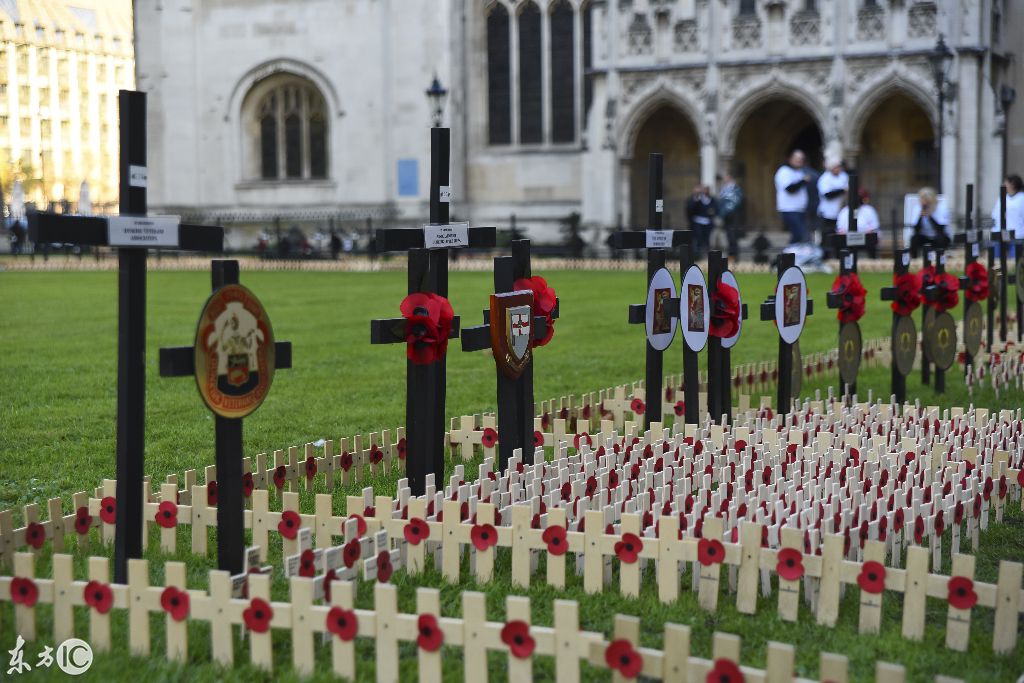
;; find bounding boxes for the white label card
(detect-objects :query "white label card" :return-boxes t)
[844,254,854,270]
[967,229,978,243]
[129,165,147,188]
[846,232,866,247]
[655,199,664,213]
[972,244,979,258]
[439,185,451,203]
[646,230,673,249]
[902,253,910,266]
[107,215,180,248]
[423,222,470,249]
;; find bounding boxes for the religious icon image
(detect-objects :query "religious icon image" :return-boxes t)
[652,288,672,334]
[782,284,801,327]
[687,284,705,332]
[208,304,264,395]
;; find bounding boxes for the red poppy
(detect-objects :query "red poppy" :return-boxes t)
[397,438,408,460]
[322,569,338,602]
[605,639,643,679]
[273,465,287,489]
[404,517,430,545]
[776,547,804,581]
[74,506,92,535]
[710,281,741,338]
[242,472,254,497]
[947,576,978,610]
[501,620,536,658]
[10,577,38,607]
[965,261,989,302]
[326,606,358,641]
[614,532,643,564]
[481,427,499,448]
[340,452,354,472]
[369,446,384,465]
[893,508,905,533]
[160,586,190,621]
[630,398,646,415]
[278,510,301,539]
[299,549,317,578]
[84,580,114,614]
[698,538,725,566]
[305,456,317,480]
[348,514,368,536]
[155,501,178,529]
[707,658,745,683]
[377,550,393,582]
[99,497,117,525]
[417,613,444,652]
[206,481,218,506]
[574,433,592,450]
[243,597,273,633]
[514,276,557,347]
[25,521,45,549]
[831,272,866,323]
[891,271,923,316]
[674,400,685,416]
[471,523,498,551]
[857,560,886,594]
[533,431,545,447]
[400,292,455,364]
[343,539,362,568]
[542,525,568,556]
[921,269,959,313]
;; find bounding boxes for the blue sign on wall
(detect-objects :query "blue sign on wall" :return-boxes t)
[397,159,419,197]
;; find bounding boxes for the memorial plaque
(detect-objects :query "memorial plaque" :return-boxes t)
[926,312,957,371]
[893,315,917,376]
[775,266,807,344]
[489,290,533,379]
[964,302,983,357]
[645,267,678,351]
[681,264,710,352]
[838,322,862,387]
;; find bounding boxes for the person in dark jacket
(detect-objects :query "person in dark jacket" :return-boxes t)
[687,184,716,259]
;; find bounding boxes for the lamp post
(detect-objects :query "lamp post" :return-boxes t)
[928,34,954,194]
[425,74,448,128]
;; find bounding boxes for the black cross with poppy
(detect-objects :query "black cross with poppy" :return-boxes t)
[27,90,224,584]
[759,252,814,415]
[369,128,496,496]
[880,248,913,403]
[706,250,748,423]
[460,240,559,472]
[607,153,692,428]
[158,259,292,574]
[991,185,1017,344]
[826,248,861,397]
[953,184,984,368]
[922,249,953,394]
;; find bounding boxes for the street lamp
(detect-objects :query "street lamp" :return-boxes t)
[425,74,448,128]
[928,34,954,193]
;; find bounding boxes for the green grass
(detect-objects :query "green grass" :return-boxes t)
[1,268,1023,681]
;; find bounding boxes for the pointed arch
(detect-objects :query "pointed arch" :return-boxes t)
[844,73,938,154]
[719,76,828,158]
[616,82,704,159]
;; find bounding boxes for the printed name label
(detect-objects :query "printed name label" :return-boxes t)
[967,229,978,243]
[655,199,664,213]
[846,232,866,246]
[646,230,673,248]
[423,221,469,249]
[107,215,180,247]
[439,185,451,203]
[129,165,147,188]
[844,254,854,270]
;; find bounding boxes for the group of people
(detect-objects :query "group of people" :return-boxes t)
[684,173,745,261]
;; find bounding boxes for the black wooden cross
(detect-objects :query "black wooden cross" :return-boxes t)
[460,240,559,471]
[760,252,814,415]
[158,259,292,574]
[608,153,692,427]
[920,247,935,386]
[921,249,952,393]
[706,250,748,423]
[369,128,496,495]
[824,172,879,260]
[995,187,1012,343]
[27,90,224,583]
[826,249,861,397]
[953,184,983,368]
[880,249,914,404]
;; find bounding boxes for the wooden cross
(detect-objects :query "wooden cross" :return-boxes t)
[759,252,814,414]
[607,153,692,427]
[369,128,496,495]
[824,172,879,259]
[27,90,224,583]
[880,249,914,404]
[460,240,559,471]
[158,259,292,574]
[706,250,748,423]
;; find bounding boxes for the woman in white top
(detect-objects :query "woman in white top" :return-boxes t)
[836,188,880,258]
[990,174,1024,258]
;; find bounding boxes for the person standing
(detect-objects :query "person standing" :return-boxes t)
[836,187,880,258]
[775,150,811,244]
[717,172,744,261]
[686,184,716,259]
[909,187,950,258]
[991,174,1024,258]
[816,157,848,257]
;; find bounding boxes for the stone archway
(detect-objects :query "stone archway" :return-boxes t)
[628,104,700,228]
[729,99,823,232]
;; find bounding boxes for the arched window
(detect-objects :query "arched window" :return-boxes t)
[245,75,329,181]
[518,2,542,144]
[550,0,575,143]
[487,4,511,145]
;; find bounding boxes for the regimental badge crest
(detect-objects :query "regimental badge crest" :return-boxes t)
[194,284,276,418]
[490,290,533,379]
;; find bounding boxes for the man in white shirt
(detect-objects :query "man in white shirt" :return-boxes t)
[816,158,848,257]
[775,150,811,244]
[991,174,1024,258]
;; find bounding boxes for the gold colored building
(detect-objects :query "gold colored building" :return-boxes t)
[0,0,133,213]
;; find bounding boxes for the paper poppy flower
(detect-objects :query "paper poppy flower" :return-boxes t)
[10,577,38,607]
[614,532,643,564]
[376,550,393,582]
[920,268,959,313]
[298,549,317,578]
[417,613,444,652]
[347,514,368,537]
[574,433,592,450]
[630,398,646,415]
[273,465,287,489]
[481,427,499,448]
[947,576,978,610]
[74,506,92,535]
[831,272,866,323]
[342,539,362,568]
[471,523,498,551]
[206,481,218,506]
[857,560,886,594]
[242,472,254,497]
[369,446,384,465]
[84,580,113,614]
[404,517,430,545]
[501,620,536,659]
[326,606,358,641]
[243,597,273,633]
[893,508,905,533]
[965,261,989,302]
[514,276,557,347]
[155,501,178,529]
[322,569,338,602]
[542,524,569,556]
[25,521,46,549]
[674,400,686,416]
[710,281,741,338]
[338,451,354,472]
[396,438,407,460]
[533,431,544,447]
[776,547,804,581]
[891,271,923,316]
[160,586,189,621]
[304,456,317,480]
[698,538,725,566]
[605,639,643,679]
[278,510,301,539]
[400,292,455,364]
[99,496,117,525]
[707,658,744,683]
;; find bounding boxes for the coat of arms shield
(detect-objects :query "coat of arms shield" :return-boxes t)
[490,291,533,378]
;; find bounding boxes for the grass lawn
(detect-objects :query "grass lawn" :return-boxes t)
[1,267,1023,681]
